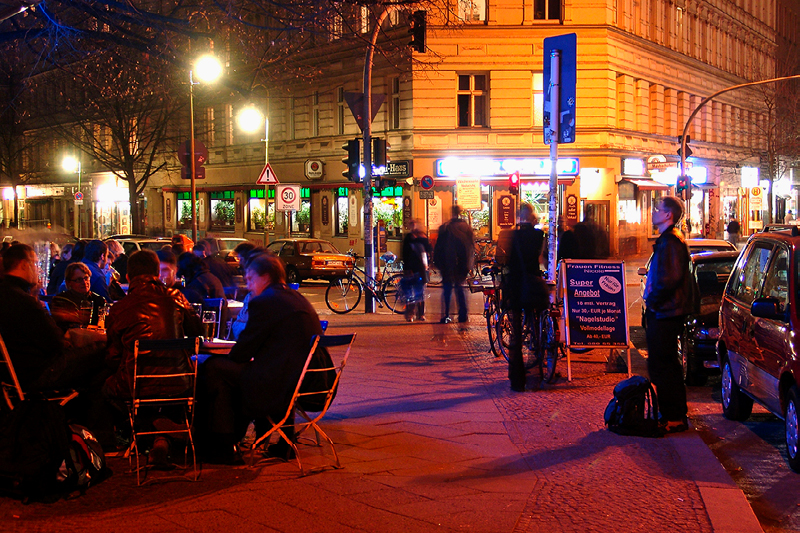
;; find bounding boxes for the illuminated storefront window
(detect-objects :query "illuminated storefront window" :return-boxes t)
[335,187,349,236]
[372,185,403,237]
[177,192,192,229]
[290,188,311,235]
[468,185,491,238]
[248,189,274,232]
[209,191,235,231]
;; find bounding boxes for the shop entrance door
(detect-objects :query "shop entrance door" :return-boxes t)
[583,200,611,257]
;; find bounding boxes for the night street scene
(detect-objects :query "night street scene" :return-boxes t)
[1,0,800,531]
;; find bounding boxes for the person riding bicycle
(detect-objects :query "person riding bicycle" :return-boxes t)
[498,203,549,392]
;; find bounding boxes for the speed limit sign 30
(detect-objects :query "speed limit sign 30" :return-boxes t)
[276,185,301,211]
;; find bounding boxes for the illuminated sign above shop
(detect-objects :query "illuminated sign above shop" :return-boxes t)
[435,157,580,178]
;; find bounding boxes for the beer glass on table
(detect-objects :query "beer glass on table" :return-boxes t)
[202,310,217,339]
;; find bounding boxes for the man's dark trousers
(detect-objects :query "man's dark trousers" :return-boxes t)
[644,310,688,421]
[442,277,467,322]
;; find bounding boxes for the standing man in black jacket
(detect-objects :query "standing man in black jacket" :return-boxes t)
[643,196,696,434]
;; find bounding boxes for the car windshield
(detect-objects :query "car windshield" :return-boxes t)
[695,259,736,277]
[140,242,167,252]
[219,239,243,251]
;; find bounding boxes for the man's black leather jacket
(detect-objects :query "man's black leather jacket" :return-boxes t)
[644,225,696,319]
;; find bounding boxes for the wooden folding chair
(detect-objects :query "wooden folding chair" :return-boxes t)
[127,337,200,485]
[0,332,78,410]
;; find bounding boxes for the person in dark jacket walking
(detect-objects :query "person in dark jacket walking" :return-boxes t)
[644,196,697,434]
[433,205,475,326]
[402,219,433,321]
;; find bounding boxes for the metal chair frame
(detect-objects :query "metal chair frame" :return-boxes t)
[248,333,355,476]
[128,337,200,485]
[0,332,78,410]
[202,298,225,339]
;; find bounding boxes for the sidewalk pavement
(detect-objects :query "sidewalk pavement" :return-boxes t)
[0,314,762,533]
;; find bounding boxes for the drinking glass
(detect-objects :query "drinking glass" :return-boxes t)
[192,303,203,316]
[79,300,93,328]
[202,310,217,339]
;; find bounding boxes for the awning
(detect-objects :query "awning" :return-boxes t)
[622,178,669,191]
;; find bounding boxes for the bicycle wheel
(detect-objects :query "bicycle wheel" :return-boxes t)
[539,310,559,383]
[325,277,362,314]
[382,274,407,314]
[485,300,501,358]
[497,310,538,369]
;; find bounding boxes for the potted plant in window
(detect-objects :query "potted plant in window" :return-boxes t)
[252,206,265,230]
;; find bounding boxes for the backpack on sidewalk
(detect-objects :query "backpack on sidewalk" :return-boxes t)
[604,375,661,438]
[0,400,110,502]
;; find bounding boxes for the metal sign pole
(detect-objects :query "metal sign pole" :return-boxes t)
[547,49,561,285]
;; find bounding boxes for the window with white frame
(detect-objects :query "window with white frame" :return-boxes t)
[457,74,488,128]
[459,0,486,22]
[534,0,561,20]
[337,87,345,135]
[312,92,320,137]
[331,11,343,40]
[532,73,544,128]
[390,77,400,130]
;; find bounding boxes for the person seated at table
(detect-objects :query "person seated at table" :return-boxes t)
[103,239,127,300]
[50,262,106,332]
[81,239,113,301]
[198,253,326,464]
[196,239,235,291]
[102,249,203,466]
[227,248,269,341]
[177,252,225,303]
[47,240,86,295]
[0,243,105,392]
[157,249,181,289]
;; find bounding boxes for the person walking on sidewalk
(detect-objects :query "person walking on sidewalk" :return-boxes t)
[433,205,475,327]
[643,196,697,434]
[499,203,549,392]
[726,218,740,247]
[402,219,432,322]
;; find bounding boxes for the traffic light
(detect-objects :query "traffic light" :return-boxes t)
[676,174,689,195]
[373,138,387,168]
[377,178,397,191]
[342,139,361,182]
[509,171,520,195]
[677,135,693,158]
[409,11,426,53]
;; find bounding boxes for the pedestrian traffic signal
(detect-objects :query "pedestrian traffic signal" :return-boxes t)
[509,171,520,195]
[342,139,361,182]
[409,11,426,53]
[676,174,689,194]
[677,135,693,158]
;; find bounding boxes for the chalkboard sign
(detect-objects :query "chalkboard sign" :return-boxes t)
[561,260,629,348]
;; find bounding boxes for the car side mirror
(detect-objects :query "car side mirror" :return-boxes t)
[751,297,786,321]
[637,267,647,276]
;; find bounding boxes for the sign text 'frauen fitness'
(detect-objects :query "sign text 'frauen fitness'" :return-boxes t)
[561,260,629,348]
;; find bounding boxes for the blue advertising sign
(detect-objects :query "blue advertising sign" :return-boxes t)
[561,260,629,348]
[543,33,577,145]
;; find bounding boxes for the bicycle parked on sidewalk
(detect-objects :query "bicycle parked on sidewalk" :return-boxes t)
[496,276,571,384]
[468,262,503,358]
[325,251,406,314]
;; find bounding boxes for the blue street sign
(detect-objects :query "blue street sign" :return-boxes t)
[543,33,577,145]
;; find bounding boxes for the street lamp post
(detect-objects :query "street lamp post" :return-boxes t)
[62,155,82,238]
[189,55,222,242]
[237,103,270,246]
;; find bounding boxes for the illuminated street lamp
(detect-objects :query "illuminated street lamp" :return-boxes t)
[189,54,222,242]
[62,155,82,238]
[237,105,270,245]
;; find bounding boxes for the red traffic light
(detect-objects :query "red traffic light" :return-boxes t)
[509,171,520,194]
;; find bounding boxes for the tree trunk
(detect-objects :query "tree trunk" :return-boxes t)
[128,177,141,235]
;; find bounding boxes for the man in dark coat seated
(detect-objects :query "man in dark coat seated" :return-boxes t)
[102,249,203,465]
[0,243,104,392]
[199,253,326,464]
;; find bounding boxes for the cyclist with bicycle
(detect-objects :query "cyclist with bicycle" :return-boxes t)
[498,203,549,392]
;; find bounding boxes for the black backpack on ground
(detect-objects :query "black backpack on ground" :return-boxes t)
[0,399,110,502]
[603,375,661,438]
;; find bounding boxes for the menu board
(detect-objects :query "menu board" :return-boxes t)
[561,260,629,348]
